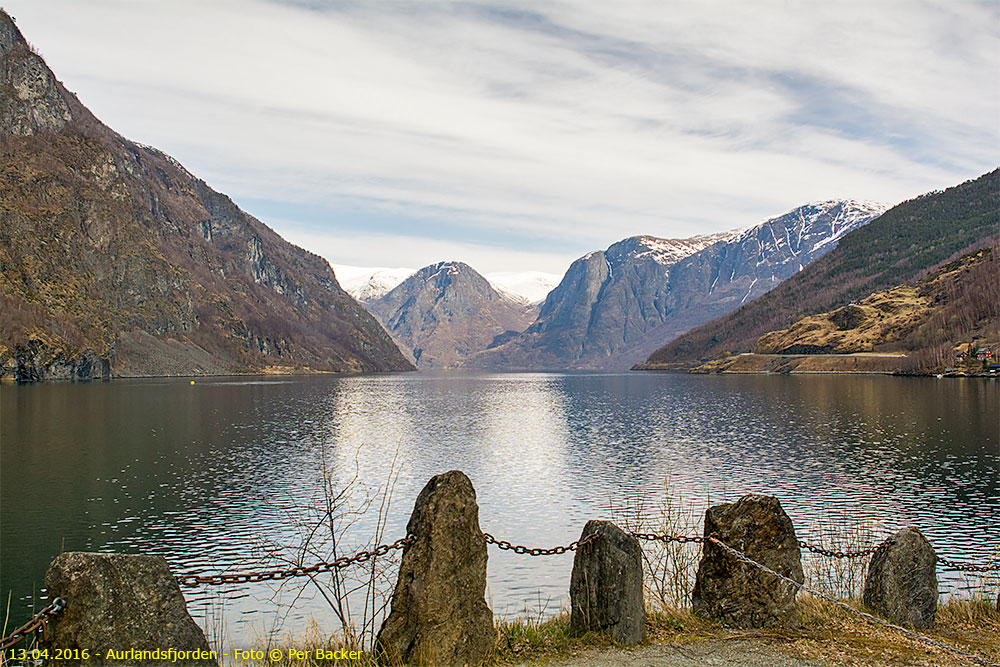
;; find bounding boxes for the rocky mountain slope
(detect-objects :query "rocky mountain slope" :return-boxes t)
[641,169,1000,369]
[473,201,885,370]
[366,261,536,368]
[337,264,561,306]
[0,11,413,381]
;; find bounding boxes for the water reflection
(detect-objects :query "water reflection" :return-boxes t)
[1,373,997,642]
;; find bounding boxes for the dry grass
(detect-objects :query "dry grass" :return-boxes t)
[780,594,1000,666]
[486,596,999,667]
[754,286,928,355]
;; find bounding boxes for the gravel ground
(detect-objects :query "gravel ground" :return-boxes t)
[514,640,828,666]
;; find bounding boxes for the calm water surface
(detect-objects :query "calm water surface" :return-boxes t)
[2,372,998,642]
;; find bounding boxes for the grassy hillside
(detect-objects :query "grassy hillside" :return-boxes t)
[641,169,1000,367]
[690,240,999,375]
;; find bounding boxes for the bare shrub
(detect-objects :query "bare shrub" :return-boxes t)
[251,443,403,651]
[608,479,703,610]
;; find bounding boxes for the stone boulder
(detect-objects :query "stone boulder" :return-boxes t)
[42,552,217,665]
[862,527,937,628]
[376,470,494,666]
[692,494,803,628]
[569,520,645,645]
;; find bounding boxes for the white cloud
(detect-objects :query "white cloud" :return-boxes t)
[279,224,576,276]
[5,0,997,272]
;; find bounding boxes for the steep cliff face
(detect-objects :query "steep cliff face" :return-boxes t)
[473,201,885,369]
[0,11,413,380]
[366,261,536,368]
[472,235,723,369]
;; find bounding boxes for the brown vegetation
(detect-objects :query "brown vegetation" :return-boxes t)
[0,11,412,380]
[644,238,1000,376]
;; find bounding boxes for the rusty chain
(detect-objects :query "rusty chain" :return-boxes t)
[175,536,414,587]
[483,532,599,556]
[796,536,895,559]
[630,532,709,545]
[634,531,1000,573]
[937,554,1000,573]
[0,597,66,651]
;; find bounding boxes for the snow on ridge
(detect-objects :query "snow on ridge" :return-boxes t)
[732,199,888,245]
[335,263,558,304]
[333,264,416,301]
[486,271,561,304]
[633,233,730,265]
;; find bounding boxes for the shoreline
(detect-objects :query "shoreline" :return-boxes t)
[634,352,999,378]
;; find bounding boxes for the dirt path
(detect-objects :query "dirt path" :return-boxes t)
[514,640,827,666]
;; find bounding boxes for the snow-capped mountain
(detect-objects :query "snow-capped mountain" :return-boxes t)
[366,261,536,368]
[333,265,417,302]
[471,200,887,370]
[484,271,561,304]
[335,264,561,305]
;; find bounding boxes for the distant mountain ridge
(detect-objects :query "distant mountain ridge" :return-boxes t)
[642,169,1000,368]
[333,265,418,302]
[0,11,413,380]
[484,271,561,304]
[336,264,561,305]
[471,200,886,369]
[366,261,536,368]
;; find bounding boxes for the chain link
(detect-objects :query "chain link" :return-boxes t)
[0,597,66,651]
[633,531,892,557]
[631,532,709,545]
[706,536,999,667]
[797,536,895,559]
[634,532,1000,574]
[937,555,1000,573]
[175,536,414,587]
[483,532,598,556]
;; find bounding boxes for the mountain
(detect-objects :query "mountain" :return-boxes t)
[0,11,413,381]
[483,271,561,304]
[336,264,561,306]
[333,265,417,302]
[366,261,536,368]
[472,200,885,370]
[692,240,999,375]
[640,169,1000,369]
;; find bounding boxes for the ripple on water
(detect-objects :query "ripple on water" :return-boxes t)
[1,373,997,639]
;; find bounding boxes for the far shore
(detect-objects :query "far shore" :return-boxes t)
[634,352,999,378]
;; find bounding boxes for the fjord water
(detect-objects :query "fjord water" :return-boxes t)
[2,373,997,639]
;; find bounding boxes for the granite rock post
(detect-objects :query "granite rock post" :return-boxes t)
[862,527,937,628]
[569,520,646,645]
[692,494,803,627]
[375,470,494,666]
[42,552,218,666]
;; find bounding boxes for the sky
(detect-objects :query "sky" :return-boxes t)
[5,0,998,275]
